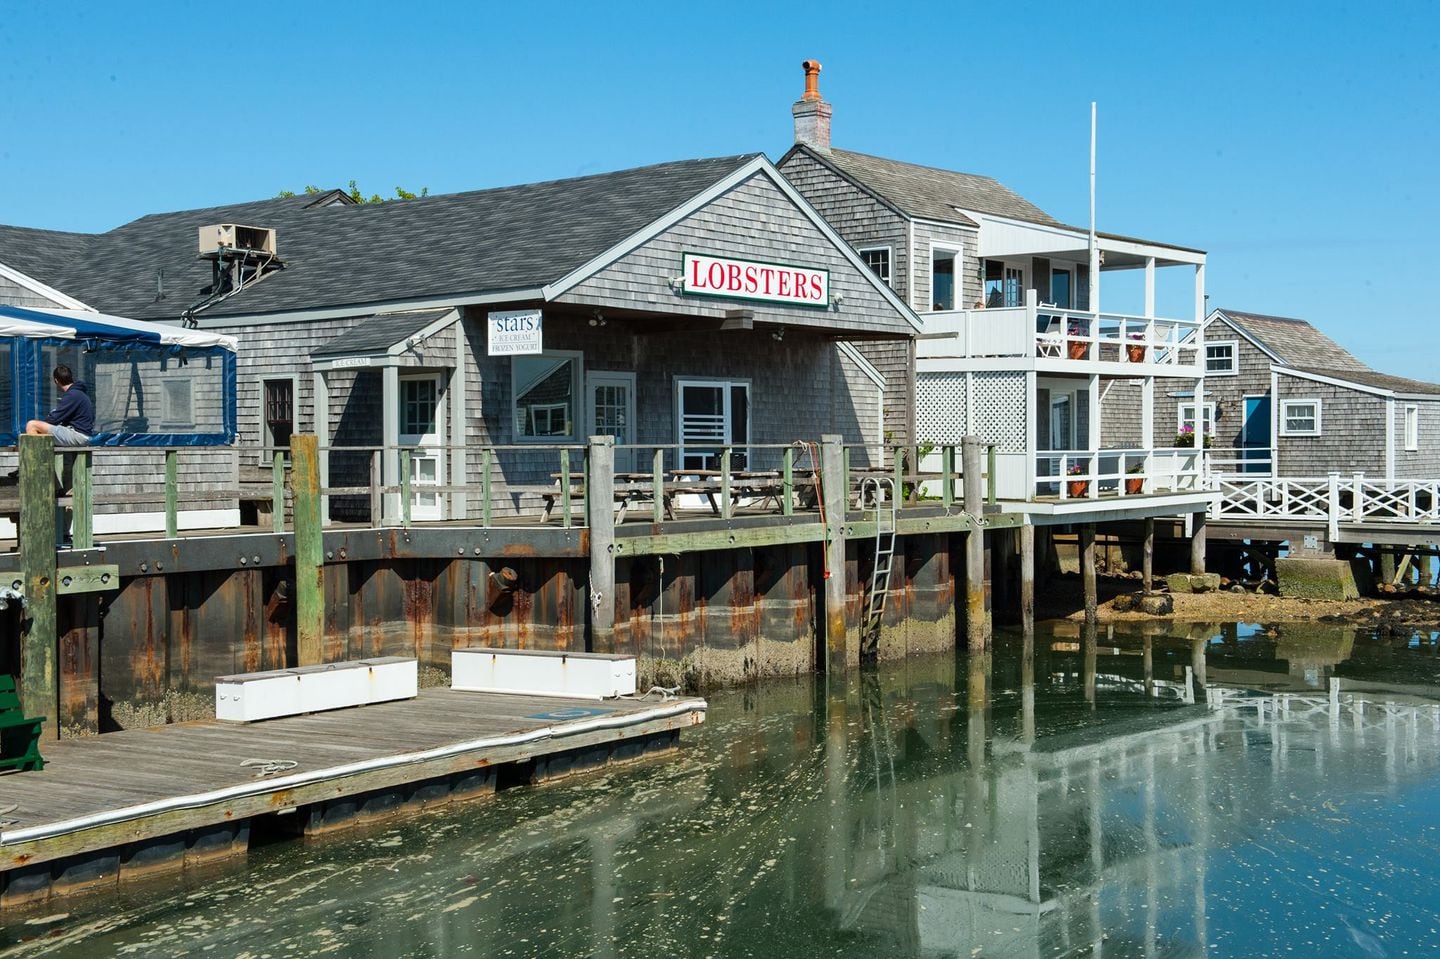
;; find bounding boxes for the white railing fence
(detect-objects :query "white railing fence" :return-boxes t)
[1033,447,1204,500]
[1208,470,1440,535]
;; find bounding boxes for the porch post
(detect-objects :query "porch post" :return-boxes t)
[587,436,616,653]
[1143,516,1155,594]
[1144,257,1156,319]
[1020,522,1035,640]
[1191,510,1208,574]
[313,369,330,523]
[962,435,989,651]
[18,435,58,738]
[450,317,468,520]
[820,434,850,671]
[1081,523,1098,625]
[382,365,400,525]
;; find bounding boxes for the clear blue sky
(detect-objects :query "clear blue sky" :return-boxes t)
[3,1,1437,377]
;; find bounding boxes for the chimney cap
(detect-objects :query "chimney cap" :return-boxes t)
[800,60,822,102]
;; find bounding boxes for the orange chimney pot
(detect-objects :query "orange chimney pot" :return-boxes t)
[801,60,822,102]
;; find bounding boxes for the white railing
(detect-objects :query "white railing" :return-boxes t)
[917,292,1202,370]
[1208,446,1275,478]
[1033,447,1205,501]
[1209,471,1440,536]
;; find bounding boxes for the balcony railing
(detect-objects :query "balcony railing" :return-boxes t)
[916,293,1202,370]
[1031,448,1206,501]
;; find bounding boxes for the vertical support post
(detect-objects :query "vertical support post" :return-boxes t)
[1019,523,1035,640]
[653,447,665,523]
[382,365,400,523]
[369,450,382,526]
[820,434,849,671]
[313,369,331,524]
[1191,510,1207,574]
[72,449,93,550]
[18,435,58,737]
[271,450,285,534]
[892,446,905,506]
[1143,632,1154,698]
[587,436,616,653]
[292,435,324,666]
[1143,516,1155,594]
[1081,523,1098,625]
[1327,471,1341,543]
[941,445,954,510]
[962,435,989,651]
[782,446,795,517]
[986,444,997,506]
[481,448,493,528]
[400,447,412,529]
[164,448,178,538]
[560,448,572,529]
[720,446,732,520]
[1191,638,1208,703]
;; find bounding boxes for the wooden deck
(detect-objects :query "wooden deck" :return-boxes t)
[0,688,705,904]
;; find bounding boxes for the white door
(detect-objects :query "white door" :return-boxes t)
[399,374,444,521]
[587,371,637,473]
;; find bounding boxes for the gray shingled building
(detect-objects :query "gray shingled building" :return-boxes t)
[0,153,919,527]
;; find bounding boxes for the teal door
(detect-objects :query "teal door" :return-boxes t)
[1242,397,1271,473]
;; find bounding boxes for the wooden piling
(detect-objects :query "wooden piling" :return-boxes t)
[164,449,179,538]
[820,434,850,671]
[1019,523,1035,639]
[1191,638,1208,703]
[1081,523,1098,625]
[962,436,988,651]
[1191,511,1207,574]
[587,436,616,653]
[18,435,59,736]
[291,434,324,666]
[1142,517,1155,594]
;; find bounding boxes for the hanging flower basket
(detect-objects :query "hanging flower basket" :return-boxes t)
[1066,480,1090,498]
[1126,343,1146,363]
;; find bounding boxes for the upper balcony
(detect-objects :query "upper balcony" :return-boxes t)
[916,292,1202,377]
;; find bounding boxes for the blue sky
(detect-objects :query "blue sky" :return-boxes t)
[2,0,1437,376]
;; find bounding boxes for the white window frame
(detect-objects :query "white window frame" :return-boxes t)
[928,242,963,312]
[158,376,194,429]
[675,376,751,469]
[857,245,893,288]
[1279,398,1322,437]
[1176,402,1217,438]
[1204,339,1238,376]
[1404,403,1419,451]
[511,350,583,443]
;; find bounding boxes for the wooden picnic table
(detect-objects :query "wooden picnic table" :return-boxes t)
[667,469,819,515]
[541,472,675,524]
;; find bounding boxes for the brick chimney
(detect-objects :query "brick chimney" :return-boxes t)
[792,59,832,154]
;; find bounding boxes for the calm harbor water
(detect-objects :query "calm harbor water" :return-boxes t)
[5,620,1440,958]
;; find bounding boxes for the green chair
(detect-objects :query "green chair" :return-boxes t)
[0,674,45,772]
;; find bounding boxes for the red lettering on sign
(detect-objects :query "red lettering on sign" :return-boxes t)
[795,272,808,299]
[726,264,741,290]
[708,264,725,289]
[690,258,705,288]
[811,273,825,299]
[777,271,791,298]
[743,265,758,293]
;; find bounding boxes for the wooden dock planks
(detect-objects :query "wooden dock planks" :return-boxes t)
[0,687,705,874]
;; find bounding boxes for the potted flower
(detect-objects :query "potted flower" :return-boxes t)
[1173,425,1213,449]
[1066,322,1089,361]
[1066,463,1089,499]
[1126,333,1146,364]
[1125,462,1145,495]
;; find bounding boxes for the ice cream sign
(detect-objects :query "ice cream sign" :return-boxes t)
[487,309,543,355]
[681,252,829,308]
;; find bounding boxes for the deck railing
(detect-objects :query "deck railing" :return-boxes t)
[916,291,1202,370]
[1031,447,1206,500]
[1209,471,1440,537]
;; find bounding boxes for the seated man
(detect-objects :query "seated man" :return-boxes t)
[25,364,94,446]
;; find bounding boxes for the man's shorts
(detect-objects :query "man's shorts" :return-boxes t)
[49,425,90,447]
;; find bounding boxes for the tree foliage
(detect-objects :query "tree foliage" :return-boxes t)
[277,179,429,203]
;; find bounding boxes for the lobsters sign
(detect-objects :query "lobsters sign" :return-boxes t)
[681,252,829,308]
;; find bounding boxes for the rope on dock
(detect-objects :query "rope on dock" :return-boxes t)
[241,758,299,777]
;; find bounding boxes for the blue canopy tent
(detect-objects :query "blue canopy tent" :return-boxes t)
[0,304,238,447]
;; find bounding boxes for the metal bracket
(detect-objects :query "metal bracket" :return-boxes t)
[56,564,120,595]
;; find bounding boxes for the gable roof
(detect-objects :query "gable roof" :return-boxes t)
[0,156,762,322]
[1215,308,1440,397]
[783,144,1062,228]
[311,309,454,358]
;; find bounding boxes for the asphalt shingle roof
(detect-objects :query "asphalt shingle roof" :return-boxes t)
[1219,309,1440,396]
[0,155,760,322]
[311,309,454,358]
[800,146,1063,227]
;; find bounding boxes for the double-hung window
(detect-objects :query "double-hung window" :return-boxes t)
[1177,402,1217,441]
[1205,341,1237,375]
[1280,399,1321,436]
[677,379,750,469]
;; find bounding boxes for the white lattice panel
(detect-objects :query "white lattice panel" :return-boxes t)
[974,372,1027,450]
[916,372,966,444]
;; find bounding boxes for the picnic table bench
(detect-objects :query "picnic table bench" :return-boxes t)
[0,674,45,773]
[535,473,677,524]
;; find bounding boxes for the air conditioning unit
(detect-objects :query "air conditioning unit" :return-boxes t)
[198,223,277,257]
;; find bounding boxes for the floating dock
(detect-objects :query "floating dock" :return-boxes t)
[0,688,705,908]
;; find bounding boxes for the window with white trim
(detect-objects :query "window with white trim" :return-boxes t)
[858,246,892,287]
[159,378,194,429]
[512,352,580,441]
[1176,402,1216,441]
[677,379,750,469]
[1404,404,1419,451]
[1280,399,1321,436]
[1205,340,1237,375]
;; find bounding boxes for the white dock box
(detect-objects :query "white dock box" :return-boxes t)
[451,648,636,700]
[216,657,418,722]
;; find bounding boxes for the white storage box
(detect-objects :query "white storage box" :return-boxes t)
[451,647,636,700]
[215,657,418,722]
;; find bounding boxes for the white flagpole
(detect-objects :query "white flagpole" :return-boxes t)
[1088,101,1099,314]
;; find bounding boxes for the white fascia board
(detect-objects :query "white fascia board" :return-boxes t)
[837,341,886,389]
[191,290,544,329]
[0,261,93,311]
[1207,311,1284,363]
[1015,491,1216,522]
[542,156,925,335]
[1273,365,1393,397]
[385,308,461,357]
[965,210,1204,264]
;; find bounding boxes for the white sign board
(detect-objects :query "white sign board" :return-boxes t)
[487,309,543,356]
[681,252,829,308]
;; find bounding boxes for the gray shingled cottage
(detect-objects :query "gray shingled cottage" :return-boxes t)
[1136,308,1440,480]
[0,154,918,525]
